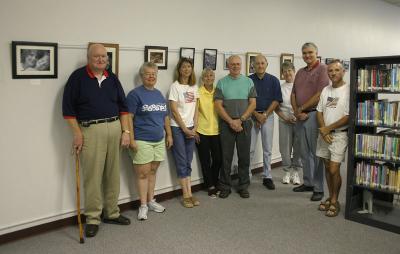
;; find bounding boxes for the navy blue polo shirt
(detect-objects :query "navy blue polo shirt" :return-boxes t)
[249,73,282,112]
[62,66,128,121]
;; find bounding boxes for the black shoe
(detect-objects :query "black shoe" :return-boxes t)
[103,215,131,225]
[219,189,231,198]
[263,178,275,190]
[310,192,324,201]
[293,184,314,192]
[85,224,99,237]
[208,187,218,197]
[238,189,250,198]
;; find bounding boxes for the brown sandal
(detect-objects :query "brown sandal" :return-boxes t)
[326,202,340,217]
[318,199,331,211]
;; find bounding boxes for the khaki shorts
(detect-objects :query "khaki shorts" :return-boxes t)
[316,132,348,163]
[128,139,165,165]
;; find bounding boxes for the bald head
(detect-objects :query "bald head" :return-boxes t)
[254,54,268,75]
[87,43,108,73]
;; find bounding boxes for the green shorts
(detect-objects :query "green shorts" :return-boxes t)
[128,139,166,165]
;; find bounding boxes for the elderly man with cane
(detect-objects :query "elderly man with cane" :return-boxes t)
[63,43,131,238]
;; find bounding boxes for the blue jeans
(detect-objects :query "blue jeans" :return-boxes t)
[295,111,324,192]
[171,127,195,178]
[250,114,274,179]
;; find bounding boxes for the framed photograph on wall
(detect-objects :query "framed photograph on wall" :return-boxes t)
[317,56,322,63]
[223,53,234,70]
[325,58,334,65]
[280,53,294,80]
[144,46,168,70]
[89,42,119,76]
[180,47,195,64]
[246,52,259,76]
[12,41,58,79]
[203,48,217,70]
[343,60,350,71]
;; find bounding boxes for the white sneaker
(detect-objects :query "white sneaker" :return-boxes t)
[147,199,166,213]
[282,172,291,184]
[137,205,148,220]
[292,172,301,185]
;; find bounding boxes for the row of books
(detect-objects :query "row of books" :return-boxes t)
[357,64,400,92]
[355,161,400,193]
[357,100,400,126]
[355,134,400,160]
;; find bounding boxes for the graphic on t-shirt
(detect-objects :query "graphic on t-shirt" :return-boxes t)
[326,96,339,108]
[141,103,167,112]
[184,91,195,103]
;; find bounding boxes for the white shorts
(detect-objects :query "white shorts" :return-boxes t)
[316,132,348,163]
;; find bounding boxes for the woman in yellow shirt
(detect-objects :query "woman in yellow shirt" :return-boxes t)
[196,68,222,198]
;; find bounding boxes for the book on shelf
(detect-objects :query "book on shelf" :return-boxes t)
[357,64,400,92]
[356,99,400,126]
[355,134,400,160]
[355,161,400,193]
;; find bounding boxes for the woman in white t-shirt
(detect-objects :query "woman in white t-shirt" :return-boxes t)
[168,58,200,208]
[275,62,302,185]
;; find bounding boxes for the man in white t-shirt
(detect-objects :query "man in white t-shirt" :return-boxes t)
[316,60,349,217]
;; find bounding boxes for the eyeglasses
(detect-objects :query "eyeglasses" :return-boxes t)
[143,73,157,77]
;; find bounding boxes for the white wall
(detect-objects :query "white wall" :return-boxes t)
[1,0,400,235]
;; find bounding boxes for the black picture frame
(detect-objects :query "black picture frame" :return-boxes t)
[179,47,195,64]
[203,48,217,70]
[144,46,168,70]
[12,41,58,79]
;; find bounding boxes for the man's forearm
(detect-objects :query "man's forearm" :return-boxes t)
[120,114,130,131]
[300,92,321,111]
[241,98,256,120]
[265,101,279,116]
[66,118,82,136]
[215,100,233,123]
[316,111,325,128]
[325,115,349,131]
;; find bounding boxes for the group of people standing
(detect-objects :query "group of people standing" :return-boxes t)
[62,42,349,238]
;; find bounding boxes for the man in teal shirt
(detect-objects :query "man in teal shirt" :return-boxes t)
[214,55,257,198]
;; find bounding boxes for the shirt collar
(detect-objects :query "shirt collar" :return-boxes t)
[86,65,109,79]
[201,85,215,94]
[305,61,320,71]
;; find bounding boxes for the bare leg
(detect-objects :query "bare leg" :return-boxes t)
[328,161,342,204]
[147,161,160,201]
[134,163,152,205]
[179,177,190,198]
[186,177,192,197]
[323,158,333,200]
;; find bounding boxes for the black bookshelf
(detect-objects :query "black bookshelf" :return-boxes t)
[345,56,400,234]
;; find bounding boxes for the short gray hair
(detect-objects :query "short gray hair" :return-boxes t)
[228,55,241,64]
[301,42,318,52]
[139,62,158,77]
[201,67,214,80]
[282,62,295,72]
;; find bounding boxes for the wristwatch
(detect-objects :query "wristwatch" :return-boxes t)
[122,130,130,134]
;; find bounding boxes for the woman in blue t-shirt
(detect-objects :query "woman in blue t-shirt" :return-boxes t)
[126,62,173,221]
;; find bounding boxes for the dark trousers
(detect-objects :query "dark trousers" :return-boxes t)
[218,120,252,191]
[196,133,222,189]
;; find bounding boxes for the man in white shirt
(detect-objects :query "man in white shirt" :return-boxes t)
[316,60,349,217]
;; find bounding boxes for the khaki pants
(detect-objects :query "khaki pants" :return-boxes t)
[81,120,121,225]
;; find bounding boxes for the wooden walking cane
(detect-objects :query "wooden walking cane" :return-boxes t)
[75,154,85,244]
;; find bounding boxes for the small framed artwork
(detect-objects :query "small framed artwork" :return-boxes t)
[223,53,234,70]
[144,46,168,70]
[343,60,350,71]
[89,42,119,76]
[325,58,334,65]
[203,48,217,70]
[280,53,294,80]
[317,56,322,63]
[246,52,259,76]
[180,47,195,64]
[12,41,58,79]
